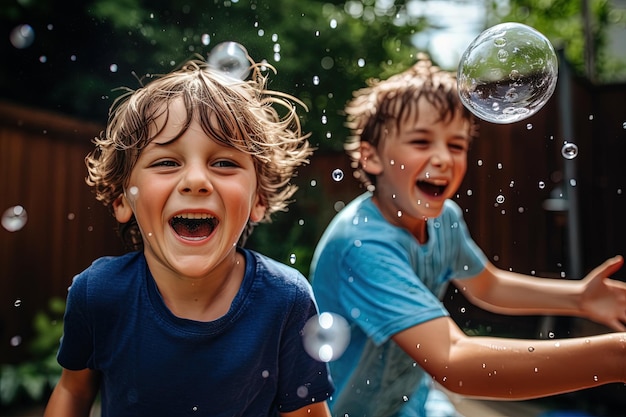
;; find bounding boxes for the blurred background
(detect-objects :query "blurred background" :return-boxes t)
[1,0,626,415]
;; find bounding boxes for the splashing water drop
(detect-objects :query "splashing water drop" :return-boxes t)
[2,205,28,232]
[331,169,344,182]
[10,24,35,49]
[561,142,578,160]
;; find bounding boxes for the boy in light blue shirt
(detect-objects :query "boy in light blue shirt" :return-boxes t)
[311,56,626,417]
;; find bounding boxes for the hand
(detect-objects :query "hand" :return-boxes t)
[579,255,626,331]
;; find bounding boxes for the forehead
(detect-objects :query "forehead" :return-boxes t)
[386,97,471,138]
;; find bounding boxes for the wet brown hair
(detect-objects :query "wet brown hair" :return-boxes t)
[86,58,312,250]
[344,54,478,189]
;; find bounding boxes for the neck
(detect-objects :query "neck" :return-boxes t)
[148,250,245,322]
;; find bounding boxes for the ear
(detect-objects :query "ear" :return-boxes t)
[113,193,134,223]
[359,141,383,175]
[249,193,267,223]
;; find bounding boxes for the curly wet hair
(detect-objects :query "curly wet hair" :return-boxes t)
[86,57,312,250]
[344,53,478,189]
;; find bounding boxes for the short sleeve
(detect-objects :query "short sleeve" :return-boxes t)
[276,281,334,412]
[338,238,449,346]
[57,272,95,370]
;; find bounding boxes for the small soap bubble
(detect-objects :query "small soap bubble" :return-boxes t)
[332,169,344,182]
[561,142,578,160]
[457,22,558,124]
[10,24,35,49]
[302,312,350,362]
[2,205,28,232]
[207,41,251,80]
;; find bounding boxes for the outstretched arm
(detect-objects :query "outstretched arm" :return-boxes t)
[457,256,626,330]
[281,401,331,417]
[393,316,626,400]
[44,368,100,417]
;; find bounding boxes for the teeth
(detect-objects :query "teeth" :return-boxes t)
[419,179,448,186]
[173,213,215,220]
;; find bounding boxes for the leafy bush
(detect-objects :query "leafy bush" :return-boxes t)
[0,297,64,407]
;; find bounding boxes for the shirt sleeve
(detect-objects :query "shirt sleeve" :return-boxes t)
[276,278,334,412]
[56,271,95,370]
[339,237,449,346]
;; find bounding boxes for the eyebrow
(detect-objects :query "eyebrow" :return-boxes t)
[404,127,469,139]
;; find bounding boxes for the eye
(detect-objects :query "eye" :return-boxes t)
[410,138,430,147]
[213,160,239,168]
[150,159,179,168]
[449,142,469,152]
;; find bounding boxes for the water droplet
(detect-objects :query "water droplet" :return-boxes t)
[561,142,578,159]
[302,312,350,362]
[10,335,22,347]
[332,169,344,182]
[296,385,309,398]
[289,253,296,264]
[14,299,21,307]
[538,181,545,189]
[528,346,535,352]
[457,22,558,124]
[10,24,35,49]
[2,205,28,232]
[496,194,505,204]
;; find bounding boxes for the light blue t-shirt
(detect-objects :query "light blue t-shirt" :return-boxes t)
[310,193,487,417]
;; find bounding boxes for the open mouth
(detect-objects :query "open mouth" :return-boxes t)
[416,179,447,197]
[169,213,218,241]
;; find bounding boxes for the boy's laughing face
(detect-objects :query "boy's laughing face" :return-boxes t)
[360,98,471,238]
[113,98,266,280]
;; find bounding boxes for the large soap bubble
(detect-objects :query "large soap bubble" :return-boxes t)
[207,41,251,81]
[302,312,350,362]
[457,22,558,124]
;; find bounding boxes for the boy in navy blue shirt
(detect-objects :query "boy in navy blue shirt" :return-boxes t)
[45,57,333,417]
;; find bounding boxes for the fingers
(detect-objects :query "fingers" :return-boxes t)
[593,255,624,279]
[607,319,626,333]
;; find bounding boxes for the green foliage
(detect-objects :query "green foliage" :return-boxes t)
[497,0,623,83]
[0,298,64,408]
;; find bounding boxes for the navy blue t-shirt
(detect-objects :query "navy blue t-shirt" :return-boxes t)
[58,248,333,416]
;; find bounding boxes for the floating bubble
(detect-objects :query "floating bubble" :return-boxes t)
[561,142,578,160]
[457,22,558,124]
[302,312,350,362]
[207,41,251,80]
[10,24,35,49]
[2,205,28,232]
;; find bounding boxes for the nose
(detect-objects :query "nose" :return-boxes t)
[180,162,213,195]
[430,144,452,169]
